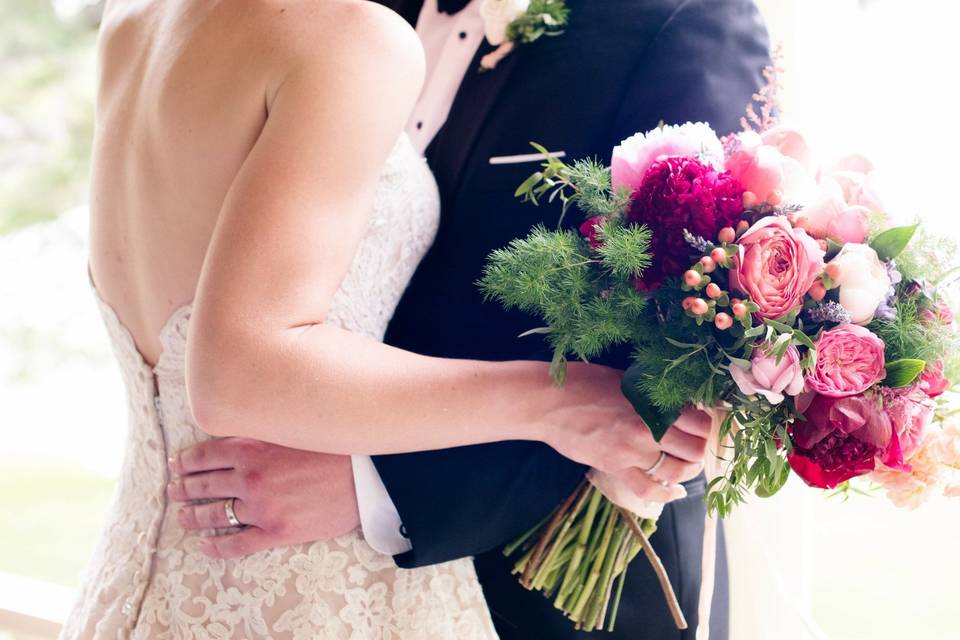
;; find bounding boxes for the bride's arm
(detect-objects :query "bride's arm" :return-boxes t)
[186,6,676,478]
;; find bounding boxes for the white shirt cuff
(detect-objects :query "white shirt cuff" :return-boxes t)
[351,455,413,555]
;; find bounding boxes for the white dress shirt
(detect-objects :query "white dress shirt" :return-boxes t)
[351,0,486,556]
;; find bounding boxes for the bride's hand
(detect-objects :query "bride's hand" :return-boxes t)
[541,363,710,502]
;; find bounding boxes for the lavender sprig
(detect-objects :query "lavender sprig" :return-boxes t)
[683,229,710,253]
[807,301,851,325]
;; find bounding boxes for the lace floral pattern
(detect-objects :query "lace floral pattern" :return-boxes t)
[61,137,498,639]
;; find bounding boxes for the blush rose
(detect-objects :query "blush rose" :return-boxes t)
[805,324,886,398]
[729,216,825,320]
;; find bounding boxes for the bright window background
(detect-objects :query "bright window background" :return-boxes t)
[0,1,957,638]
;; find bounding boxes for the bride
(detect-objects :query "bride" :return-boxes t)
[64,0,711,638]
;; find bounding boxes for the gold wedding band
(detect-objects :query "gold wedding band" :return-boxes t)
[224,498,242,527]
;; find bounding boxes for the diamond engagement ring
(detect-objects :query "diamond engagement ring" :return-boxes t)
[644,452,667,476]
[224,498,242,527]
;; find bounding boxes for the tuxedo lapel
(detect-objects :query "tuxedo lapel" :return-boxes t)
[427,41,522,206]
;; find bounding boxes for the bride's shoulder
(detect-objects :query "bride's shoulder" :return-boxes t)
[250,0,424,87]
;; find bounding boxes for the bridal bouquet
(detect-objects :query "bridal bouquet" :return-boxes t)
[479,96,960,630]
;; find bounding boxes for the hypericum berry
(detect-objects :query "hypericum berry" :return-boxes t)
[730,297,742,306]
[766,190,783,206]
[699,256,717,273]
[691,298,709,315]
[684,270,702,287]
[718,227,736,244]
[682,296,698,310]
[706,283,722,299]
[710,247,727,265]
[808,281,827,302]
[714,312,734,330]
[736,220,750,234]
[742,191,758,209]
[732,302,748,318]
[825,262,841,280]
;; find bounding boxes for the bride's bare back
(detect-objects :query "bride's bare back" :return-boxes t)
[88,0,420,366]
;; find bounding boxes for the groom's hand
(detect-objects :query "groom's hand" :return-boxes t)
[168,438,360,559]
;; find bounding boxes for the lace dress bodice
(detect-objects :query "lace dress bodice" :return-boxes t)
[61,136,498,640]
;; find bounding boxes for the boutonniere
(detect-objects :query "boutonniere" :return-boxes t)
[478,0,570,71]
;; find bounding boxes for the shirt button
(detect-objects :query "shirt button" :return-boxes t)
[416,121,423,130]
[459,31,468,40]
[399,524,410,538]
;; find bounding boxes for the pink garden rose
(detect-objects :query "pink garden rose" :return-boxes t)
[828,153,886,213]
[729,216,825,320]
[805,324,886,397]
[611,122,723,193]
[882,385,936,460]
[789,392,905,489]
[760,126,815,172]
[792,179,869,244]
[729,344,804,404]
[724,131,817,205]
[919,359,951,398]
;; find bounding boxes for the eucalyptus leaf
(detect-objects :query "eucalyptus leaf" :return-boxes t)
[870,223,918,261]
[883,358,926,388]
[621,362,681,442]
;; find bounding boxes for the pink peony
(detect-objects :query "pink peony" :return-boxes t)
[627,157,745,289]
[805,324,886,397]
[579,216,607,250]
[793,179,869,244]
[611,122,724,194]
[919,359,951,399]
[789,392,904,489]
[729,344,805,404]
[882,385,935,460]
[724,131,817,205]
[729,216,825,320]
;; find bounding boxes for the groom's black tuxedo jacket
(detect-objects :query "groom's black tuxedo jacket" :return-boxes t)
[374,1,769,637]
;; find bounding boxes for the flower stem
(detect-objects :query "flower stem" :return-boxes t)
[521,479,586,588]
[617,506,688,630]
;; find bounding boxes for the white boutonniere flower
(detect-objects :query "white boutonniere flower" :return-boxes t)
[480,0,531,46]
[478,0,569,71]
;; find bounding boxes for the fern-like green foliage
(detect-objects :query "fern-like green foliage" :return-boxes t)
[563,159,630,221]
[598,223,652,278]
[894,227,958,284]
[478,225,651,378]
[506,0,570,44]
[868,295,958,365]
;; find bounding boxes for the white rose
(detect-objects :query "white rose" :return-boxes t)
[480,0,530,46]
[831,243,890,325]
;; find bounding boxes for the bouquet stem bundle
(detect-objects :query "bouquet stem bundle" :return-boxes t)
[505,480,687,631]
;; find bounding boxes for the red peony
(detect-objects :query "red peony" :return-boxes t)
[579,216,607,250]
[788,392,907,489]
[627,157,745,288]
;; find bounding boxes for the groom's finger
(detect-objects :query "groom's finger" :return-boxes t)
[198,527,275,559]
[177,499,253,530]
[168,470,243,502]
[171,437,248,475]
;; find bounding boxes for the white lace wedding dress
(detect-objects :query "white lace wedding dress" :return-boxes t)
[61,136,499,640]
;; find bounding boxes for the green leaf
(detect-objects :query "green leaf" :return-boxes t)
[621,362,682,442]
[518,326,552,338]
[515,172,545,198]
[883,358,926,388]
[870,223,919,261]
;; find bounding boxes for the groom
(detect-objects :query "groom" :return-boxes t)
[174,1,769,637]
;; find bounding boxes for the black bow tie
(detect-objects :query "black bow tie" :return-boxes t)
[437,0,471,14]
